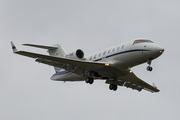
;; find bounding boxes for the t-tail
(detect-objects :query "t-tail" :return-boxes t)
[23,43,66,72]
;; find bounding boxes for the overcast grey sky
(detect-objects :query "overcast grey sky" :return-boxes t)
[1,0,179,120]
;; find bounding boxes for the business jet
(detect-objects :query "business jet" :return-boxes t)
[11,39,164,93]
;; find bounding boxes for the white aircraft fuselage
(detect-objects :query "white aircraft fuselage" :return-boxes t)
[51,39,164,81]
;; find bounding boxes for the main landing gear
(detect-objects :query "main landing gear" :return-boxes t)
[85,72,94,84]
[85,77,94,84]
[147,59,153,71]
[109,84,118,91]
[109,77,118,91]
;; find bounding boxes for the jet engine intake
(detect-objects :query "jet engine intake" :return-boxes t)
[65,49,84,59]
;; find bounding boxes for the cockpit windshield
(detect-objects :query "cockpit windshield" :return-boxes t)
[133,40,153,45]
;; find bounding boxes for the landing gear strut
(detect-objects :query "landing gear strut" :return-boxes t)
[147,59,153,71]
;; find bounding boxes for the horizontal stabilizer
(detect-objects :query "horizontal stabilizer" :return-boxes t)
[23,44,58,50]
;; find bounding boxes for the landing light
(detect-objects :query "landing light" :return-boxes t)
[128,68,133,73]
[105,63,109,66]
[160,51,163,54]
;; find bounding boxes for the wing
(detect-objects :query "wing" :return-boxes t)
[106,72,160,93]
[11,42,113,76]
[14,51,107,69]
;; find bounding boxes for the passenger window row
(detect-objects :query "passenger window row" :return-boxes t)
[89,45,124,60]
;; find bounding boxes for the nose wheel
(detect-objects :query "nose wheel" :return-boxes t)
[147,66,153,71]
[147,59,153,71]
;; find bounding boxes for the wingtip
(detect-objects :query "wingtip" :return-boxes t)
[11,41,18,52]
[152,83,160,92]
[152,83,157,89]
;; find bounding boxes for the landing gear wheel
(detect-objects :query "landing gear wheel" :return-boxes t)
[89,78,94,84]
[146,66,149,71]
[109,84,118,91]
[85,77,94,84]
[85,77,90,83]
[150,67,153,71]
[109,84,113,90]
[113,84,117,91]
[147,66,153,71]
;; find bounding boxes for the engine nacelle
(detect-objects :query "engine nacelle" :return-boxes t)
[65,49,84,59]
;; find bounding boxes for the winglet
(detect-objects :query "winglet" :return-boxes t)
[152,83,157,89]
[11,42,18,52]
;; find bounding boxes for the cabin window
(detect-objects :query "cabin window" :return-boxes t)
[90,56,92,60]
[99,53,101,57]
[122,45,124,49]
[112,48,115,52]
[94,55,96,59]
[108,50,110,54]
[117,47,119,51]
[103,51,106,55]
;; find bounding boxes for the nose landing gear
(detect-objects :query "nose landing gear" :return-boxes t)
[147,59,153,71]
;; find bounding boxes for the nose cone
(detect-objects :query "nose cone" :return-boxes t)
[157,45,164,54]
[143,43,164,60]
[149,44,164,59]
